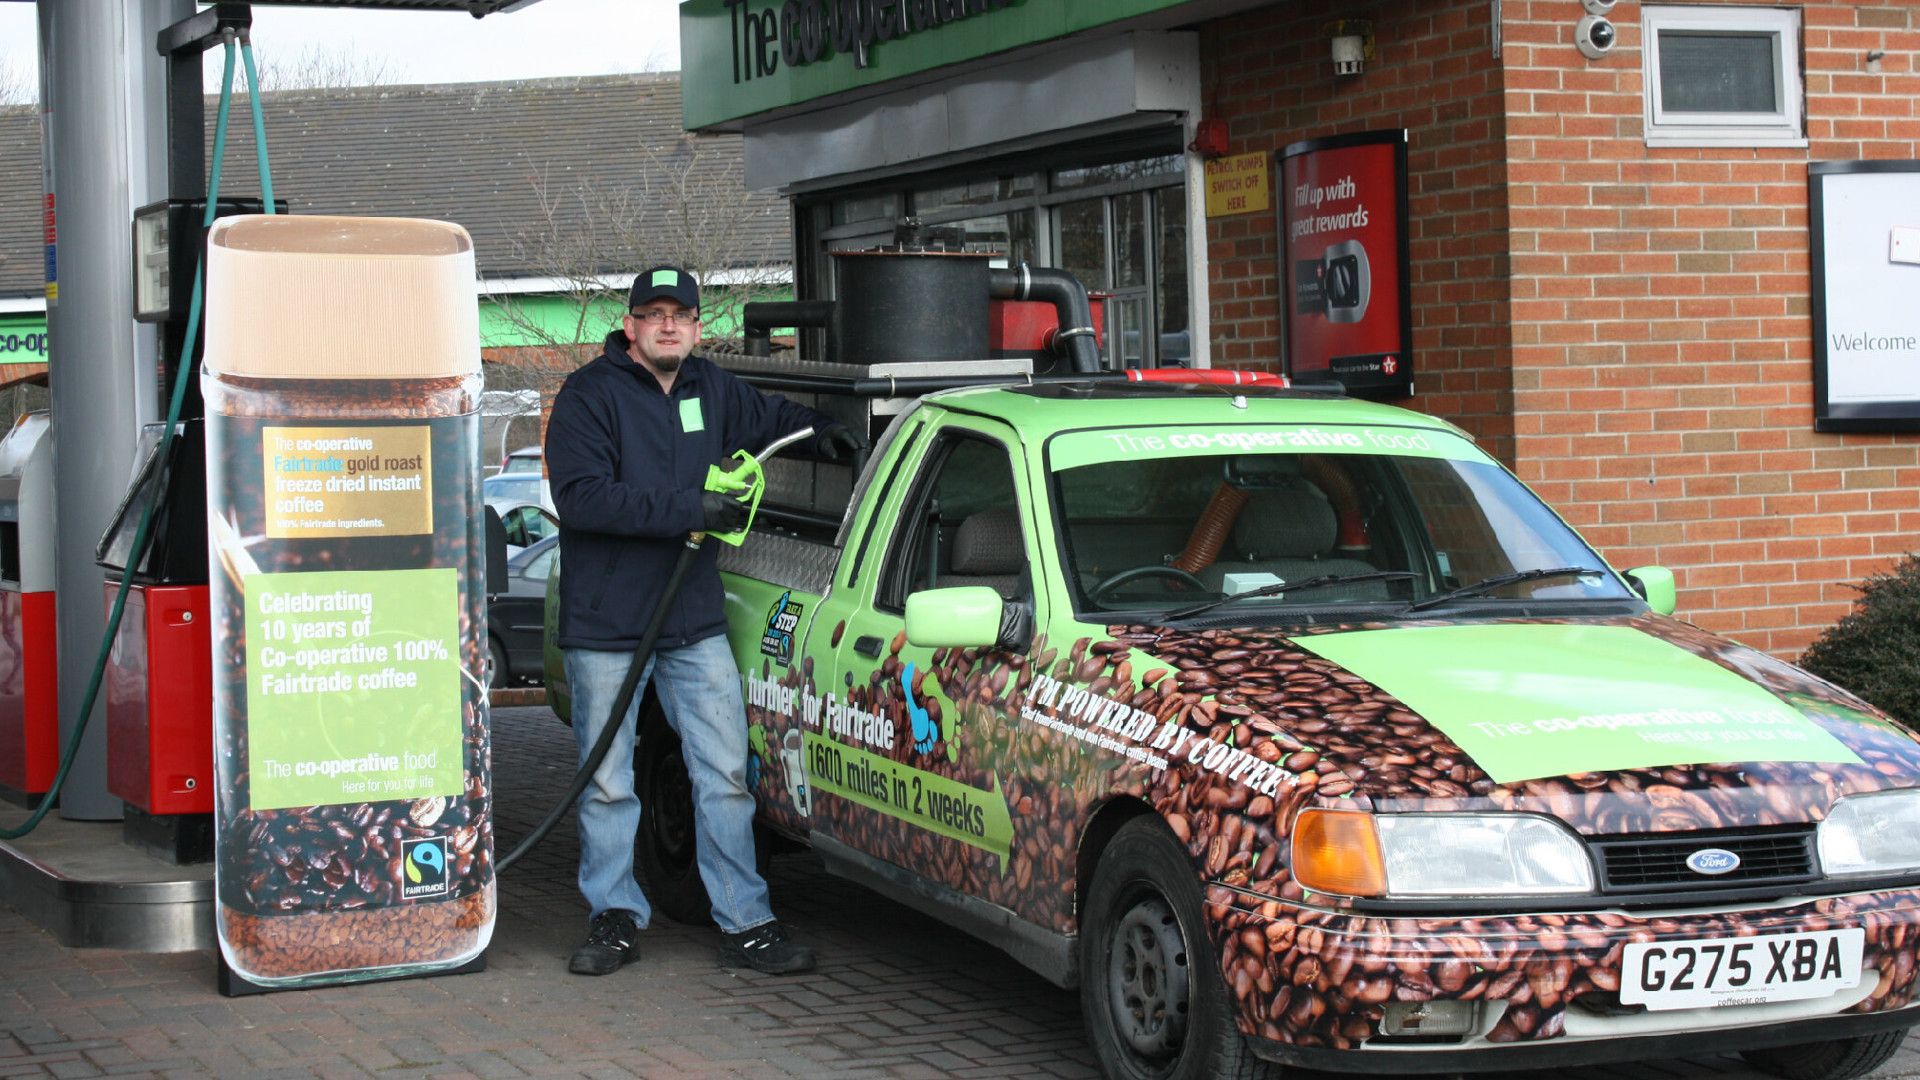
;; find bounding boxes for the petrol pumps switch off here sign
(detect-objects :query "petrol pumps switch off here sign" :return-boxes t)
[264,426,432,538]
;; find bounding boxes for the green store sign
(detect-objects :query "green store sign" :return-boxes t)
[0,316,49,366]
[681,0,1194,129]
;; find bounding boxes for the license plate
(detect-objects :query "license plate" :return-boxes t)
[1620,929,1864,1011]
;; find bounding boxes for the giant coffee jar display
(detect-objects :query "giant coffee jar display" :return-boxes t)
[202,215,494,987]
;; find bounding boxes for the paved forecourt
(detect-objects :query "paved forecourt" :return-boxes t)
[3,705,1916,1079]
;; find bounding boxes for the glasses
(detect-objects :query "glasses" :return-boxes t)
[632,309,699,326]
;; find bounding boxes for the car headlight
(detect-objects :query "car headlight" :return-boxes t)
[1818,790,1920,878]
[1293,809,1594,898]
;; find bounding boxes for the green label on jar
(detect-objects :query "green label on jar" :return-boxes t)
[244,567,464,810]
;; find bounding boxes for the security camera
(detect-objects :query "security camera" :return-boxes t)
[1575,14,1616,59]
[1581,0,1616,13]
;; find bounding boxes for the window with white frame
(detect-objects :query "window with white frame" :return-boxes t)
[1641,5,1805,148]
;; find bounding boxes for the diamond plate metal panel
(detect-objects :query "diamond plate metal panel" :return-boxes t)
[718,530,837,596]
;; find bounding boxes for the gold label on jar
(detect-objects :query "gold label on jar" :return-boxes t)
[263,425,433,538]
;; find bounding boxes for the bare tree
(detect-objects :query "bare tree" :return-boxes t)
[211,46,406,92]
[0,57,34,109]
[484,135,789,399]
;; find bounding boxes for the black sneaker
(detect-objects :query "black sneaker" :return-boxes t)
[569,910,640,975]
[719,921,815,974]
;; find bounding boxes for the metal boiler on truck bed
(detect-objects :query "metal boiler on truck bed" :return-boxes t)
[544,248,1920,1080]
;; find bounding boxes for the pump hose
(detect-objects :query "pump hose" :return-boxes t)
[495,534,703,873]
[2,36,269,840]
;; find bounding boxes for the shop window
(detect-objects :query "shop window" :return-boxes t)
[914,175,1036,216]
[832,191,900,227]
[1053,154,1181,191]
[1642,5,1804,148]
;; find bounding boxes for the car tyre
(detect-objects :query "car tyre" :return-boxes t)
[633,705,772,926]
[1739,1028,1910,1080]
[1080,816,1276,1080]
[487,636,510,689]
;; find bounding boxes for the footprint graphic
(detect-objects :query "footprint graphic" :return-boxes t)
[904,661,939,754]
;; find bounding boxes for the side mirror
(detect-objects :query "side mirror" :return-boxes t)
[905,586,1030,651]
[484,505,509,596]
[1624,565,1676,617]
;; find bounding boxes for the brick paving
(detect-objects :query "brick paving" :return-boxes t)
[3,704,1917,1079]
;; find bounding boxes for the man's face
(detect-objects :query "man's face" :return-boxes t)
[623,301,700,373]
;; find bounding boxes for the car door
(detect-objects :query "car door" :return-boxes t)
[495,539,555,679]
[808,413,1049,910]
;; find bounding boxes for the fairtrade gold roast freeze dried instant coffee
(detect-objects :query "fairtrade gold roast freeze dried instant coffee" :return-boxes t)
[203,215,494,988]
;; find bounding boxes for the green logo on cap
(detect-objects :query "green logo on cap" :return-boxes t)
[651,269,678,288]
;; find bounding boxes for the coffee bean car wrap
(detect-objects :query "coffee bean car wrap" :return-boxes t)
[203,216,494,987]
[1014,615,1920,1050]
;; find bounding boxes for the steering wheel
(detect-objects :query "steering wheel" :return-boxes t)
[1088,565,1209,605]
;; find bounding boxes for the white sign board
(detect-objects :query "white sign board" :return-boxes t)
[1810,162,1920,431]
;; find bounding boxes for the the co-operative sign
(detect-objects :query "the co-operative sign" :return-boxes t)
[719,0,1017,78]
[680,0,1191,129]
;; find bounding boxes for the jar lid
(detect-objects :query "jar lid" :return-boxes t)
[204,215,480,380]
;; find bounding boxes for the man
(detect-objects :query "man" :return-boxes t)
[544,266,865,976]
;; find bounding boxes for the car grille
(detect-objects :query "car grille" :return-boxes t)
[1591,826,1818,893]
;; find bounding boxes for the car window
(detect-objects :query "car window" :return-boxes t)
[878,432,1025,611]
[1053,448,1633,615]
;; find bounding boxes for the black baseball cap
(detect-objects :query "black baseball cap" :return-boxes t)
[629,266,699,311]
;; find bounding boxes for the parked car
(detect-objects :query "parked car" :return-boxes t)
[495,501,558,553]
[499,446,542,474]
[487,533,556,688]
[545,378,1920,1080]
[483,471,548,512]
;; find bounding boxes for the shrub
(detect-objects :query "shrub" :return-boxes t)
[1799,554,1920,728]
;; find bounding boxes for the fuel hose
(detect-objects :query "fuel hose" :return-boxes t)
[495,426,815,873]
[494,534,699,873]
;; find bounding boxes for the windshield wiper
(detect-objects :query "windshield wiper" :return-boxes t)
[1404,566,1606,613]
[1166,571,1419,620]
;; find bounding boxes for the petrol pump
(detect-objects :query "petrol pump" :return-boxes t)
[0,411,58,805]
[93,4,279,862]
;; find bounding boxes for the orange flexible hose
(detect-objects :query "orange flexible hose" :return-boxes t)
[1171,483,1250,574]
[1300,455,1369,552]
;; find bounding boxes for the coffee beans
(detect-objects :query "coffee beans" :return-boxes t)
[207,374,494,983]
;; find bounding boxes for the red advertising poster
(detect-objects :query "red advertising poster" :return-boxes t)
[1278,130,1412,399]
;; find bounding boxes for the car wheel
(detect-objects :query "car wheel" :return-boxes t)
[1080,816,1276,1080]
[1739,1028,1910,1080]
[487,636,510,689]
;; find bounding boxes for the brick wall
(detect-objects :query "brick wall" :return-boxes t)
[1201,0,1517,463]
[1202,0,1920,658]
[1499,0,1919,656]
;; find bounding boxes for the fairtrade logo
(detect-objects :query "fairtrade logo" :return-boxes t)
[401,836,450,898]
[1685,848,1741,876]
[759,591,802,665]
[903,661,938,755]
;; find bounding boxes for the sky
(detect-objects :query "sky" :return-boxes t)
[0,0,683,94]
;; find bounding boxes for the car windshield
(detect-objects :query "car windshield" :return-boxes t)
[1051,440,1635,619]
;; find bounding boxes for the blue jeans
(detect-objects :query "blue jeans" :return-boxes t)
[565,637,771,935]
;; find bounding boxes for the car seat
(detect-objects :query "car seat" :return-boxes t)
[941,507,1026,600]
[1202,479,1384,601]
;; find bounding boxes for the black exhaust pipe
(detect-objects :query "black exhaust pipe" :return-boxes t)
[742,299,835,357]
[989,263,1102,373]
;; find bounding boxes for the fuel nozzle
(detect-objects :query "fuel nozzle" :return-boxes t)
[699,427,815,546]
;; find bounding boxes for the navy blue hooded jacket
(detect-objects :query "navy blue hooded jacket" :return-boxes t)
[546,330,834,651]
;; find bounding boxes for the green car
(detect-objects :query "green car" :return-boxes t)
[547,380,1920,1080]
